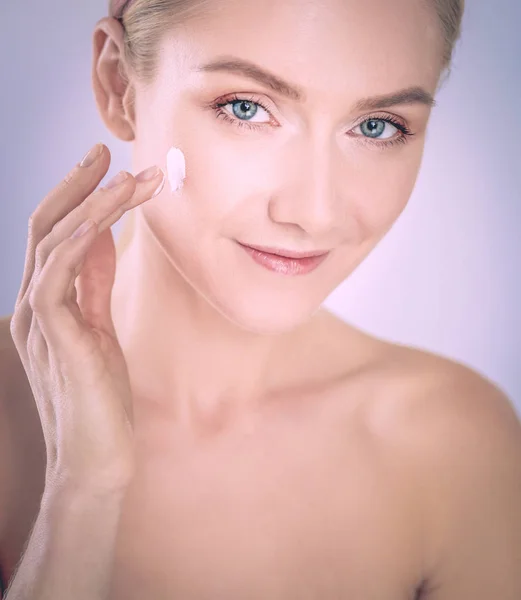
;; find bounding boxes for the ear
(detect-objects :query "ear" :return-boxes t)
[91,17,135,142]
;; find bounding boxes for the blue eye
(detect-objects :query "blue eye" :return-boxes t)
[231,100,259,120]
[359,119,397,140]
[352,116,414,147]
[211,94,273,130]
[210,94,414,148]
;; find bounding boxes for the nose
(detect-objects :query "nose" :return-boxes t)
[268,141,344,238]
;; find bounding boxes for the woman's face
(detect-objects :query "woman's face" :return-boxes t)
[130,0,443,334]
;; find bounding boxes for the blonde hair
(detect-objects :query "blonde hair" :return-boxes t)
[111,0,465,259]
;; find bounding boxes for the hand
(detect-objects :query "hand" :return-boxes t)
[9,143,165,493]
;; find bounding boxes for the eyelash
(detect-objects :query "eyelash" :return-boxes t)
[209,93,415,149]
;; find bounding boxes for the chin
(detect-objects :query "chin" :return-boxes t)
[200,285,324,336]
[164,234,334,334]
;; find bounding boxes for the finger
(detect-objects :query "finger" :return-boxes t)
[17,170,135,341]
[27,315,49,368]
[9,311,45,371]
[75,226,118,335]
[83,168,166,333]
[18,166,164,349]
[96,166,166,232]
[33,170,134,265]
[26,318,55,425]
[35,166,165,270]
[26,168,164,326]
[28,219,101,362]
[74,168,165,335]
[15,143,110,308]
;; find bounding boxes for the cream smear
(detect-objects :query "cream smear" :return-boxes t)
[166,146,186,192]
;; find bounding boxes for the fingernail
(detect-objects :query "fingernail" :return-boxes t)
[105,171,128,189]
[136,166,161,182]
[71,219,96,239]
[151,170,166,198]
[79,143,103,168]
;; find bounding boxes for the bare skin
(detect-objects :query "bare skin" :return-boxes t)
[0,314,463,599]
[1,0,521,598]
[1,311,521,599]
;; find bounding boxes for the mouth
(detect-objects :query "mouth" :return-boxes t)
[236,242,330,276]
[238,242,331,259]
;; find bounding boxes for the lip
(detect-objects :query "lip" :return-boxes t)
[237,242,330,259]
[237,242,330,276]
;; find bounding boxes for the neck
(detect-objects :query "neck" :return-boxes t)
[111,210,326,436]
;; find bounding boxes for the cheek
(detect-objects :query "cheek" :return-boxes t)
[139,139,259,249]
[350,151,424,236]
[168,135,273,225]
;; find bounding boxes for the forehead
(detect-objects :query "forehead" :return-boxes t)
[158,0,443,99]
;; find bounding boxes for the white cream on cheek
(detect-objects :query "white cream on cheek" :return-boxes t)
[166,146,186,192]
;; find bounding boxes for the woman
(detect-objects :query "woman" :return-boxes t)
[0,0,520,598]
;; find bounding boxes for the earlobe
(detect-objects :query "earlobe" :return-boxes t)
[91,17,135,142]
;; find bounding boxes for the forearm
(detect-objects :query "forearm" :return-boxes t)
[5,485,125,600]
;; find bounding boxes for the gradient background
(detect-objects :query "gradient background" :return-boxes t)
[1,1,520,416]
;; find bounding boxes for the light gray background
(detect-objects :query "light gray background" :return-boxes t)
[1,1,520,415]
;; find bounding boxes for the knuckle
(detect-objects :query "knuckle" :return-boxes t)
[38,247,59,281]
[28,286,44,314]
[49,218,68,240]
[49,219,61,235]
[9,313,20,339]
[44,241,73,276]
[29,251,63,314]
[34,239,48,273]
[29,277,58,318]
[53,169,77,200]
[62,170,75,188]
[28,210,44,239]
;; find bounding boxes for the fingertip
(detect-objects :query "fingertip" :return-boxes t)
[150,170,166,198]
[79,143,104,169]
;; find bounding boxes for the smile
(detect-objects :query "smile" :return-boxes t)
[237,242,330,276]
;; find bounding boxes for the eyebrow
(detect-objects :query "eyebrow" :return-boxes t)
[196,56,436,110]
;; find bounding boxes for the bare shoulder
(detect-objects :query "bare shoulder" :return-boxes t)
[314,312,521,597]
[359,337,520,437]
[0,314,46,580]
[311,311,520,435]
[356,335,521,599]
[349,330,521,484]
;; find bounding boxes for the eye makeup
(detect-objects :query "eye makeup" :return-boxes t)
[206,93,416,148]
